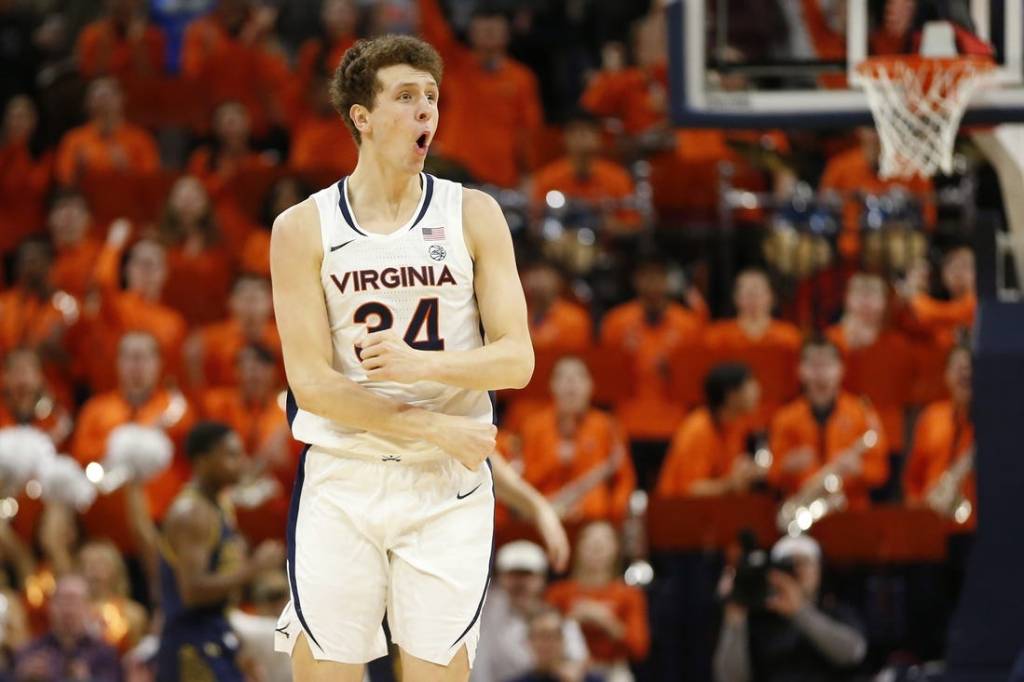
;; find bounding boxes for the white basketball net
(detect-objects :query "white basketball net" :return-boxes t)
[856,57,996,179]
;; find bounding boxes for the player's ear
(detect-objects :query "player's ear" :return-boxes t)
[350,104,371,137]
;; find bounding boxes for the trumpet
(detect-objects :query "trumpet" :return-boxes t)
[776,428,879,535]
[925,445,975,525]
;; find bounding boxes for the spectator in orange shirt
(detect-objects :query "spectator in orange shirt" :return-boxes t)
[0,348,73,450]
[657,363,764,498]
[187,101,277,201]
[898,245,976,403]
[77,540,149,652]
[518,358,635,524]
[183,274,279,392]
[0,96,53,256]
[294,0,358,104]
[0,240,77,396]
[71,331,196,553]
[289,75,358,179]
[522,259,592,357]
[201,342,292,544]
[768,337,888,510]
[546,521,650,672]
[826,272,917,460]
[600,256,705,486]
[47,189,103,300]
[75,0,166,80]
[704,269,802,428]
[153,176,234,326]
[54,77,160,187]
[417,0,543,187]
[76,224,187,392]
[531,109,640,235]
[180,0,292,137]
[904,345,975,528]
[819,127,935,260]
[240,176,310,278]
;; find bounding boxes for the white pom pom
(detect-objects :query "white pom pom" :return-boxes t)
[0,427,57,495]
[39,456,96,511]
[101,424,174,492]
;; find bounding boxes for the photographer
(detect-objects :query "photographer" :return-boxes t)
[714,536,866,682]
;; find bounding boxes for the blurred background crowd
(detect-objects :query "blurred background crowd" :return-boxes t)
[0,0,992,680]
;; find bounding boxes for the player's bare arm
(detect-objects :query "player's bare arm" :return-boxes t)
[163,496,281,607]
[271,199,496,468]
[358,188,534,390]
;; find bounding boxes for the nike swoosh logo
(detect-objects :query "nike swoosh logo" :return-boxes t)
[330,239,356,252]
[456,484,482,500]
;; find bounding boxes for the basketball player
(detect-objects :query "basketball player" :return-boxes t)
[270,35,534,681]
[157,421,285,682]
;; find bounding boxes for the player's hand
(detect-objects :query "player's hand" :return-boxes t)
[251,540,285,572]
[431,415,495,471]
[533,498,570,573]
[358,329,428,384]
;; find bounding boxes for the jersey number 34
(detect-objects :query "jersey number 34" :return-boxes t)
[354,298,445,361]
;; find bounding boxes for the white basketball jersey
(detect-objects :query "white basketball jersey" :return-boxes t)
[286,173,494,463]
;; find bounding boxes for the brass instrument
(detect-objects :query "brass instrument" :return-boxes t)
[925,445,975,525]
[776,429,879,535]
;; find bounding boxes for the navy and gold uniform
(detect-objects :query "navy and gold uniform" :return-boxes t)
[156,487,247,682]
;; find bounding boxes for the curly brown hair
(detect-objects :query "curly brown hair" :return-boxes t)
[330,35,443,145]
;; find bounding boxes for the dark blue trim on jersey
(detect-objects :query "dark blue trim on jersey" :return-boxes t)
[286,444,322,652]
[285,387,298,428]
[408,174,435,230]
[337,178,368,236]
[451,458,495,649]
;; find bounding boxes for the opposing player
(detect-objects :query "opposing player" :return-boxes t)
[270,35,534,681]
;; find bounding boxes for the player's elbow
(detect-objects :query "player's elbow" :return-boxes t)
[506,343,534,389]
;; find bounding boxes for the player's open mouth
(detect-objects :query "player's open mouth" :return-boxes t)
[415,133,429,153]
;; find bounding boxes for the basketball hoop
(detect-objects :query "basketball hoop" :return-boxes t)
[855,54,996,179]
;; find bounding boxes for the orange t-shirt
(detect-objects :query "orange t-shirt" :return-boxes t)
[702,319,802,428]
[419,0,542,187]
[161,243,234,326]
[530,299,592,356]
[531,157,640,230]
[0,288,74,357]
[826,324,917,452]
[239,230,271,278]
[600,300,704,440]
[51,238,103,299]
[0,143,52,254]
[193,319,281,389]
[294,35,355,99]
[656,408,751,498]
[517,407,635,523]
[71,388,196,552]
[903,400,975,529]
[200,387,296,543]
[180,17,292,136]
[546,579,650,663]
[54,121,160,187]
[186,147,277,201]
[899,293,976,404]
[580,64,668,135]
[819,146,936,259]
[768,393,888,508]
[289,115,358,178]
[75,19,166,79]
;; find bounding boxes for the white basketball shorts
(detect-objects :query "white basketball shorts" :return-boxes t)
[274,445,494,667]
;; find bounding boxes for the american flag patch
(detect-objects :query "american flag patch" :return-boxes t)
[422,226,446,241]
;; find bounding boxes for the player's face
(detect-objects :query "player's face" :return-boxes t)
[365,64,438,172]
[799,347,843,398]
[734,272,772,318]
[210,432,246,487]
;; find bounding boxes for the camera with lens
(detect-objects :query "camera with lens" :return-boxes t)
[729,530,795,610]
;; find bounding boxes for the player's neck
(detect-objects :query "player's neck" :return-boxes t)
[348,156,422,220]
